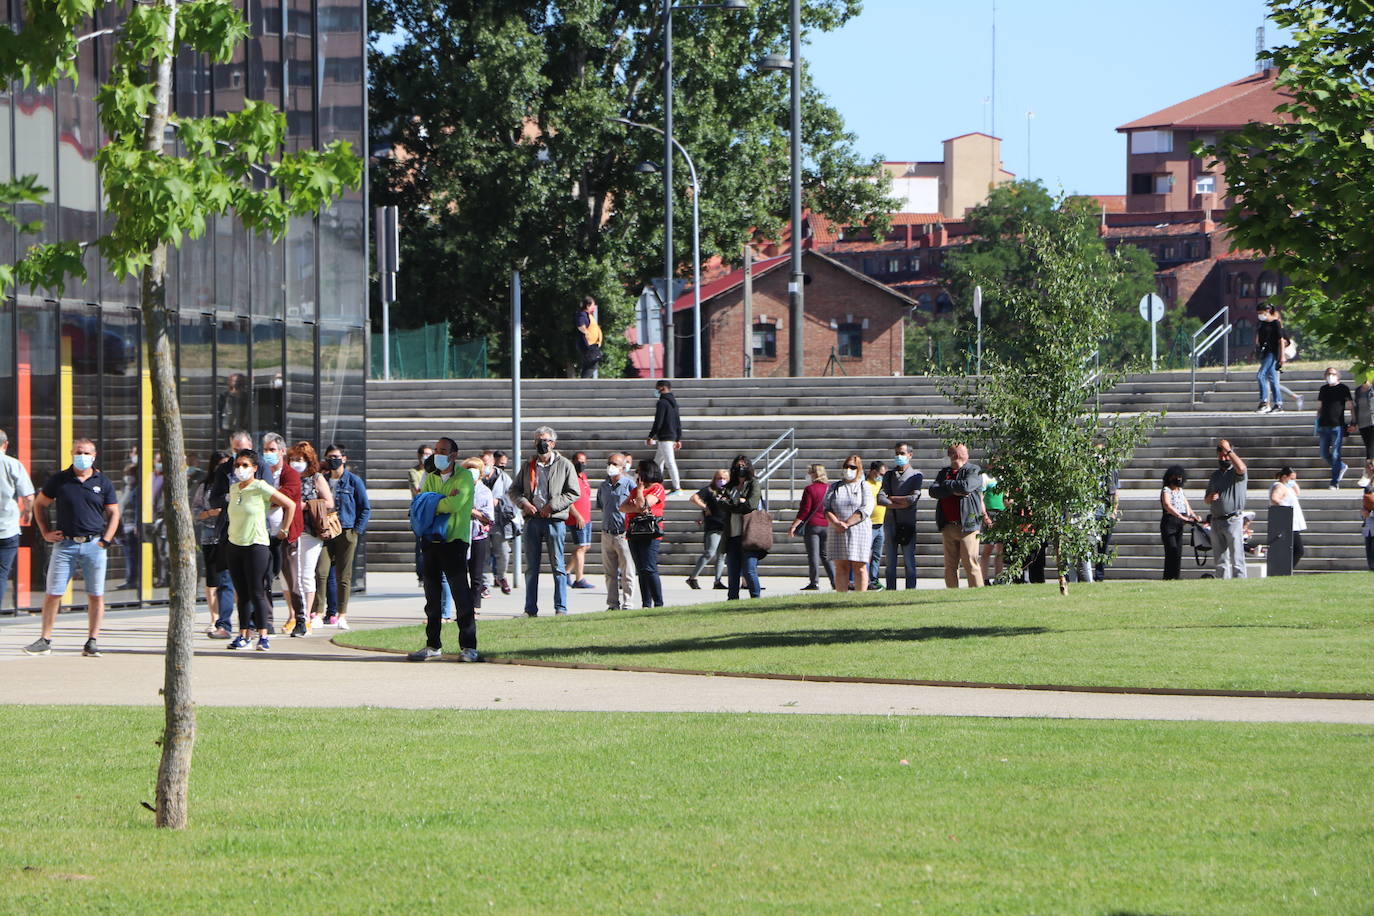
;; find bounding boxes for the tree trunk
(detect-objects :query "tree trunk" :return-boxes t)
[141,0,196,830]
[1055,540,1069,596]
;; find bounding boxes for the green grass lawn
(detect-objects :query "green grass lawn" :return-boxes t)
[1,707,1370,914]
[341,574,1374,694]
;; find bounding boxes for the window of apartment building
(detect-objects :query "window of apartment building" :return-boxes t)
[886,257,902,274]
[918,292,934,311]
[1258,273,1279,297]
[752,323,777,359]
[1234,318,1255,349]
[1195,174,1216,195]
[1185,241,1200,260]
[1130,130,1174,154]
[1160,244,1178,261]
[1131,173,1153,195]
[1153,174,1174,195]
[1237,274,1254,298]
[909,256,921,273]
[836,322,863,358]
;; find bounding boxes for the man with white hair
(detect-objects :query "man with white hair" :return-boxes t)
[508,426,581,616]
[928,443,985,589]
[0,429,34,615]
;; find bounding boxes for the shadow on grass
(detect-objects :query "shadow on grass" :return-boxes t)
[497,625,1049,659]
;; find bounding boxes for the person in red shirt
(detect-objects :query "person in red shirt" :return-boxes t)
[788,464,834,591]
[622,460,666,608]
[567,451,594,589]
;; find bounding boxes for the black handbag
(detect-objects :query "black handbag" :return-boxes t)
[628,512,663,539]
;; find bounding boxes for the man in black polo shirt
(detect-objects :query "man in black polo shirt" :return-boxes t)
[24,438,121,656]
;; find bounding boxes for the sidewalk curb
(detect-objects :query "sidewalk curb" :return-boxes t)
[331,637,1374,703]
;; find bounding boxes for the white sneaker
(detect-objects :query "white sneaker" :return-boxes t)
[1359,475,1371,488]
[337,617,350,631]
[1256,403,1272,414]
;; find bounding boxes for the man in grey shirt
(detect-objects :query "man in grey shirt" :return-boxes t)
[1204,438,1249,579]
[878,441,924,590]
[0,429,35,614]
[596,452,635,610]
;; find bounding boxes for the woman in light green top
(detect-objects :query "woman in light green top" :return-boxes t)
[225,450,296,652]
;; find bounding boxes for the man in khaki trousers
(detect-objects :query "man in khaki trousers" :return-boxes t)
[928,443,985,589]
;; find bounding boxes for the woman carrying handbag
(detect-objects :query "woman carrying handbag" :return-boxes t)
[722,455,766,600]
[621,459,666,608]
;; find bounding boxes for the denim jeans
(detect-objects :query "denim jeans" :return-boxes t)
[868,525,885,583]
[725,535,761,599]
[0,534,17,612]
[884,519,918,589]
[46,538,109,597]
[1256,352,1281,407]
[628,535,663,607]
[1318,425,1347,486]
[524,517,567,614]
[690,529,725,581]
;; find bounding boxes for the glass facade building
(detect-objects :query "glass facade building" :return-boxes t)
[0,0,367,611]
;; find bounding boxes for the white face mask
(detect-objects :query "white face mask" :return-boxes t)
[234,466,254,482]
[843,468,858,482]
[289,460,307,473]
[1327,374,1339,385]
[606,465,621,477]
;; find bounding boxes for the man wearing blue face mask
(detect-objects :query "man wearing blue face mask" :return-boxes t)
[25,439,121,656]
[878,442,923,590]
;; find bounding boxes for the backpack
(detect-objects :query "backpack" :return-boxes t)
[409,491,449,541]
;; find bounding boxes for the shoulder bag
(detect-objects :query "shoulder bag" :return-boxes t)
[307,498,342,540]
[740,507,774,554]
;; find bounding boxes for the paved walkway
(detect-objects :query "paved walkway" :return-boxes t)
[4,573,1372,725]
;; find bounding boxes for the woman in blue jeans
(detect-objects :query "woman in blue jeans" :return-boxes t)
[623,460,666,608]
[722,455,764,600]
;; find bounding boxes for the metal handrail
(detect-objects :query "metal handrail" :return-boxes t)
[1190,306,1233,404]
[753,427,798,507]
[1082,349,1102,389]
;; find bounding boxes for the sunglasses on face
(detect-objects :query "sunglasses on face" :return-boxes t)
[844,465,858,471]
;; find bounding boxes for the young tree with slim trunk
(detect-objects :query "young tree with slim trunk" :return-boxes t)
[937,202,1158,593]
[0,0,360,827]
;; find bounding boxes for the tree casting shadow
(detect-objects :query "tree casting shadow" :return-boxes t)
[501,625,1049,660]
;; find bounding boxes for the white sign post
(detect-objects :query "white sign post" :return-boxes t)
[1139,293,1165,372]
[973,285,983,375]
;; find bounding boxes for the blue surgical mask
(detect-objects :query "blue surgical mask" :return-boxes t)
[263,451,281,467]
[893,454,909,468]
[73,454,95,471]
[433,453,451,471]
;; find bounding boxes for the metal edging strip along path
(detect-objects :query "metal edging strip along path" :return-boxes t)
[331,639,1374,703]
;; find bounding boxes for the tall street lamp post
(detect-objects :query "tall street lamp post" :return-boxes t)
[757,0,803,376]
[661,0,745,379]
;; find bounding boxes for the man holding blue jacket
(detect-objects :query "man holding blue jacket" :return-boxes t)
[408,437,476,661]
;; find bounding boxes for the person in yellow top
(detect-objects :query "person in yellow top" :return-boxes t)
[865,460,888,590]
[575,296,604,378]
[408,437,478,662]
[224,450,296,651]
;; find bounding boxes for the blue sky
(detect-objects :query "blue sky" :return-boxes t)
[806,0,1278,197]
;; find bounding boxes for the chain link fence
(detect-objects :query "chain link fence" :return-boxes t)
[370,323,488,379]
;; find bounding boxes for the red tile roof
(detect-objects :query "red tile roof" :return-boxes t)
[1105,222,1209,239]
[671,249,915,313]
[1117,71,1291,132]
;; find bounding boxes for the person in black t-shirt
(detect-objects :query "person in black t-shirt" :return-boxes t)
[24,438,121,657]
[1254,303,1287,413]
[686,469,729,589]
[1316,366,1354,489]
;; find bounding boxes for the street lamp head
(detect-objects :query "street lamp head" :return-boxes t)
[720,0,748,10]
[755,53,794,72]
[636,161,660,174]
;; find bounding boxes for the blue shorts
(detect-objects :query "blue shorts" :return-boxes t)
[569,523,593,547]
[46,538,109,597]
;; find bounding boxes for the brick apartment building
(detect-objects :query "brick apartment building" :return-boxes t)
[675,249,914,377]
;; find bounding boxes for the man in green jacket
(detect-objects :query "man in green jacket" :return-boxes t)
[408,437,477,661]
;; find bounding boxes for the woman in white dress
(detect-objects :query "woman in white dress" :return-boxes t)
[826,454,875,593]
[1269,465,1307,568]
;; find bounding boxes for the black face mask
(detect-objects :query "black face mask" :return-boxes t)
[573,461,586,475]
[326,457,344,470]
[536,440,551,456]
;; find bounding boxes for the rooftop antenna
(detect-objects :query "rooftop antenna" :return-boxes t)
[1255,25,1268,72]
[989,0,997,188]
